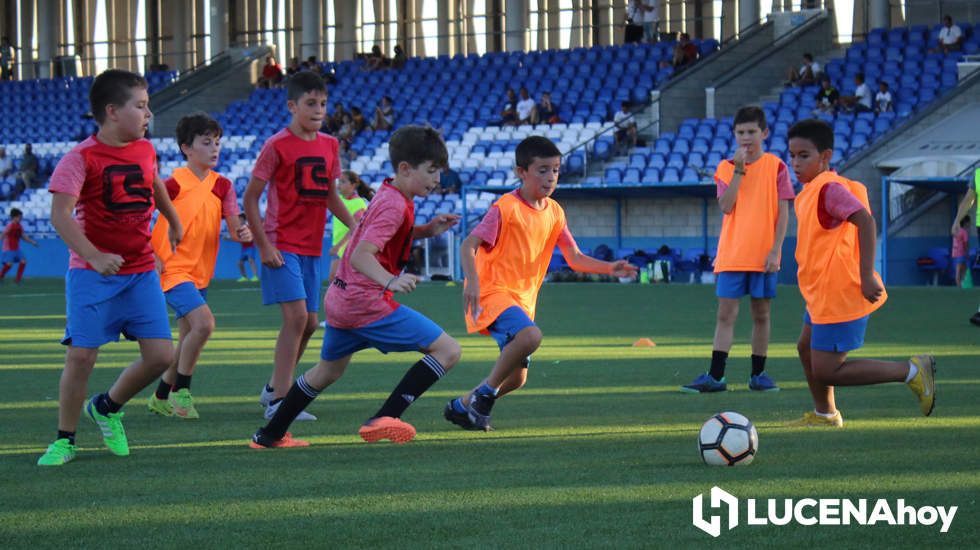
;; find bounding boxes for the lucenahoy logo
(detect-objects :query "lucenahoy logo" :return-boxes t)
[693,486,957,538]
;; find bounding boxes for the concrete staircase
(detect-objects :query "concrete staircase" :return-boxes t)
[706,12,834,120]
[655,21,777,134]
[655,10,836,133]
[150,46,272,138]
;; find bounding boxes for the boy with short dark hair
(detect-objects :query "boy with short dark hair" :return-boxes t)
[147,112,252,419]
[37,69,184,465]
[243,72,357,421]
[682,106,793,394]
[250,125,462,448]
[445,136,636,432]
[786,119,935,427]
[1,207,38,284]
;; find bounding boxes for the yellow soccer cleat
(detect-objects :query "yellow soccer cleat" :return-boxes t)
[787,410,844,428]
[907,355,936,416]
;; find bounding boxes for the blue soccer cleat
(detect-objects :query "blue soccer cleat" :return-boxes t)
[680,373,727,394]
[749,372,780,392]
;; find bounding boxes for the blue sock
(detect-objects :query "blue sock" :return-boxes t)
[451,398,467,413]
[476,382,499,397]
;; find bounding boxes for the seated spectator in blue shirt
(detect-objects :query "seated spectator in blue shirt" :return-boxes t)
[534,92,560,125]
[438,167,462,195]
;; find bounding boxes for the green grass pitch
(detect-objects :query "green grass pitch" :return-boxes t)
[0,280,977,547]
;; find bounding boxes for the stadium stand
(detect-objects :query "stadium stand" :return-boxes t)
[0,23,975,282]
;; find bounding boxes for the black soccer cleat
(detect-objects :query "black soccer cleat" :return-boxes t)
[467,393,496,432]
[443,400,479,431]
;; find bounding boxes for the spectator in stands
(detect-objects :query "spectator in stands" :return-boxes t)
[840,73,873,113]
[306,56,322,75]
[614,101,637,154]
[372,96,395,131]
[16,144,38,192]
[0,37,13,81]
[624,0,644,44]
[500,88,519,126]
[932,15,963,54]
[813,77,839,115]
[439,167,462,195]
[639,0,660,43]
[325,102,347,135]
[0,148,11,178]
[337,113,357,161]
[516,87,536,126]
[257,56,284,88]
[672,33,699,71]
[364,45,388,70]
[350,106,367,134]
[786,53,821,87]
[285,57,301,76]
[391,44,407,69]
[534,92,560,125]
[875,82,893,113]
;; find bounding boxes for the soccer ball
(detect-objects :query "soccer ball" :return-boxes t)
[699,411,758,466]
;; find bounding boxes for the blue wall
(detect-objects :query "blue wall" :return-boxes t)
[15,236,969,286]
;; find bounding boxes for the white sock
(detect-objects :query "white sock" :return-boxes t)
[905,361,918,384]
[813,409,836,418]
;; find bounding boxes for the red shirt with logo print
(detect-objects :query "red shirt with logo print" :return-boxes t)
[48,135,158,274]
[251,128,342,256]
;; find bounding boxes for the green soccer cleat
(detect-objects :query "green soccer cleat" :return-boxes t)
[236,276,248,282]
[170,388,200,419]
[37,438,77,466]
[85,397,130,456]
[147,394,174,417]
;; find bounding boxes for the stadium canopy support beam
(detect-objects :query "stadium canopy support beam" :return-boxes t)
[869,0,890,31]
[300,0,322,61]
[211,0,230,58]
[738,0,759,35]
[504,0,527,52]
[36,0,58,78]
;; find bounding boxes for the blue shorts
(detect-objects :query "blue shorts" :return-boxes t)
[2,250,24,264]
[716,271,778,299]
[488,306,537,351]
[953,256,968,266]
[320,305,444,361]
[240,246,256,262]
[62,269,171,348]
[165,281,209,319]
[260,252,321,312]
[804,311,869,353]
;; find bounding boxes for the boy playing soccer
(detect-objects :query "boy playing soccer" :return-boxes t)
[237,214,259,282]
[787,119,935,427]
[1,207,39,284]
[681,106,793,393]
[445,136,637,432]
[147,112,252,419]
[37,69,184,465]
[243,72,357,420]
[250,125,462,448]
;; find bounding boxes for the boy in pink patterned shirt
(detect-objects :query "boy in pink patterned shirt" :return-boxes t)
[250,125,462,449]
[953,215,970,287]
